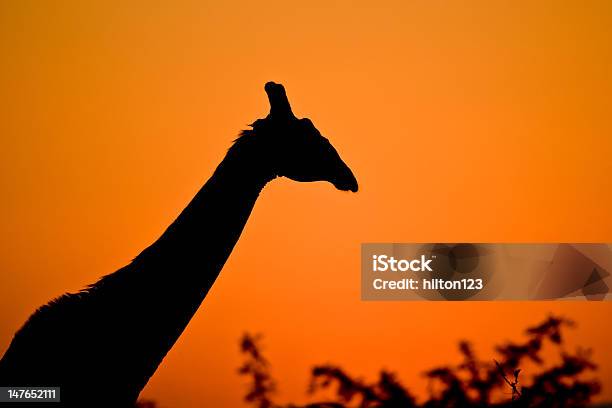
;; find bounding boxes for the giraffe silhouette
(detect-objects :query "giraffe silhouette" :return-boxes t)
[0,82,358,407]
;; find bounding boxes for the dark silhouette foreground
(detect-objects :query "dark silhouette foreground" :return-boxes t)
[0,82,357,407]
[238,316,600,408]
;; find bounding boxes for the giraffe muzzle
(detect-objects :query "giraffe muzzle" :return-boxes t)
[332,166,359,192]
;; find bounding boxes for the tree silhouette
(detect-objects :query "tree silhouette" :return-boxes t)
[238,316,600,408]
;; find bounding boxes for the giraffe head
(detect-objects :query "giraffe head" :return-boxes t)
[249,82,358,192]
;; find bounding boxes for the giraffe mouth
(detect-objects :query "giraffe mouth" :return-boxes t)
[332,168,359,192]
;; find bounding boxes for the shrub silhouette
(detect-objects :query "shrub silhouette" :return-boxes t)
[238,316,601,408]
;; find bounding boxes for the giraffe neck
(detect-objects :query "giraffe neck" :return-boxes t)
[123,134,276,393]
[137,135,275,282]
[0,133,278,404]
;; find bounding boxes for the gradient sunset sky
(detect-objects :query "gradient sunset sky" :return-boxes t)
[1,1,612,406]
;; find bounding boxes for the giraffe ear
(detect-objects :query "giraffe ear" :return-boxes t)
[265,82,295,120]
[249,119,265,129]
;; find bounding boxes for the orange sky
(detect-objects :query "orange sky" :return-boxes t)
[1,1,612,407]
